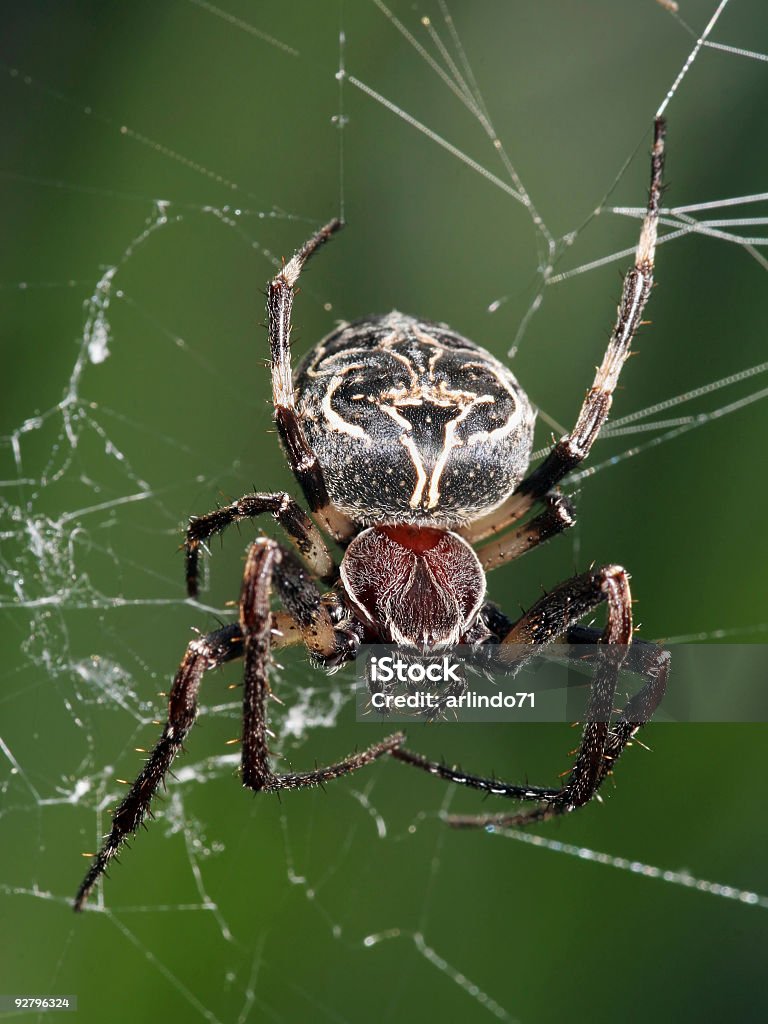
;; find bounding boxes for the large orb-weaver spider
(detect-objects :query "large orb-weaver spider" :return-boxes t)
[74,119,670,911]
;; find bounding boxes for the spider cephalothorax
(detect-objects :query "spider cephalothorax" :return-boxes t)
[75,119,670,913]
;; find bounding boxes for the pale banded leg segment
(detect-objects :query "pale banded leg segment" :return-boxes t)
[462,118,666,546]
[267,219,357,543]
[476,492,575,572]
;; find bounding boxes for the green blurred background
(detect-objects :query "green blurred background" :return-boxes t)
[2,2,768,1022]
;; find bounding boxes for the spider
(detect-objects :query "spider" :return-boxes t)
[74,118,670,912]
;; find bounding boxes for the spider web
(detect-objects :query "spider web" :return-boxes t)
[2,1,768,1021]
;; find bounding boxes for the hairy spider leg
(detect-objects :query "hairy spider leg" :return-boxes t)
[73,623,244,912]
[238,537,403,791]
[463,117,666,546]
[74,540,403,911]
[560,624,670,787]
[391,565,668,826]
[447,629,670,828]
[267,219,357,543]
[476,492,575,571]
[185,490,335,598]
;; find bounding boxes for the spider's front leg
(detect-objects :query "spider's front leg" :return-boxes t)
[73,622,245,912]
[446,617,670,829]
[73,542,402,911]
[238,537,404,791]
[267,219,357,544]
[391,565,666,826]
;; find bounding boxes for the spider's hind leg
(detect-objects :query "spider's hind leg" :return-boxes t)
[267,220,357,544]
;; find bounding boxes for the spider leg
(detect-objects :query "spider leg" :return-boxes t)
[447,627,669,828]
[563,625,670,788]
[238,536,403,791]
[267,219,357,543]
[73,622,245,912]
[463,118,666,545]
[73,566,400,912]
[185,491,335,598]
[390,565,645,824]
[475,492,575,572]
[187,220,358,594]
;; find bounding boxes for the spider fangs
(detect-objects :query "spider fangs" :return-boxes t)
[74,119,670,912]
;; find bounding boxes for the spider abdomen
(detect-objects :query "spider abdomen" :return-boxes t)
[295,312,535,527]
